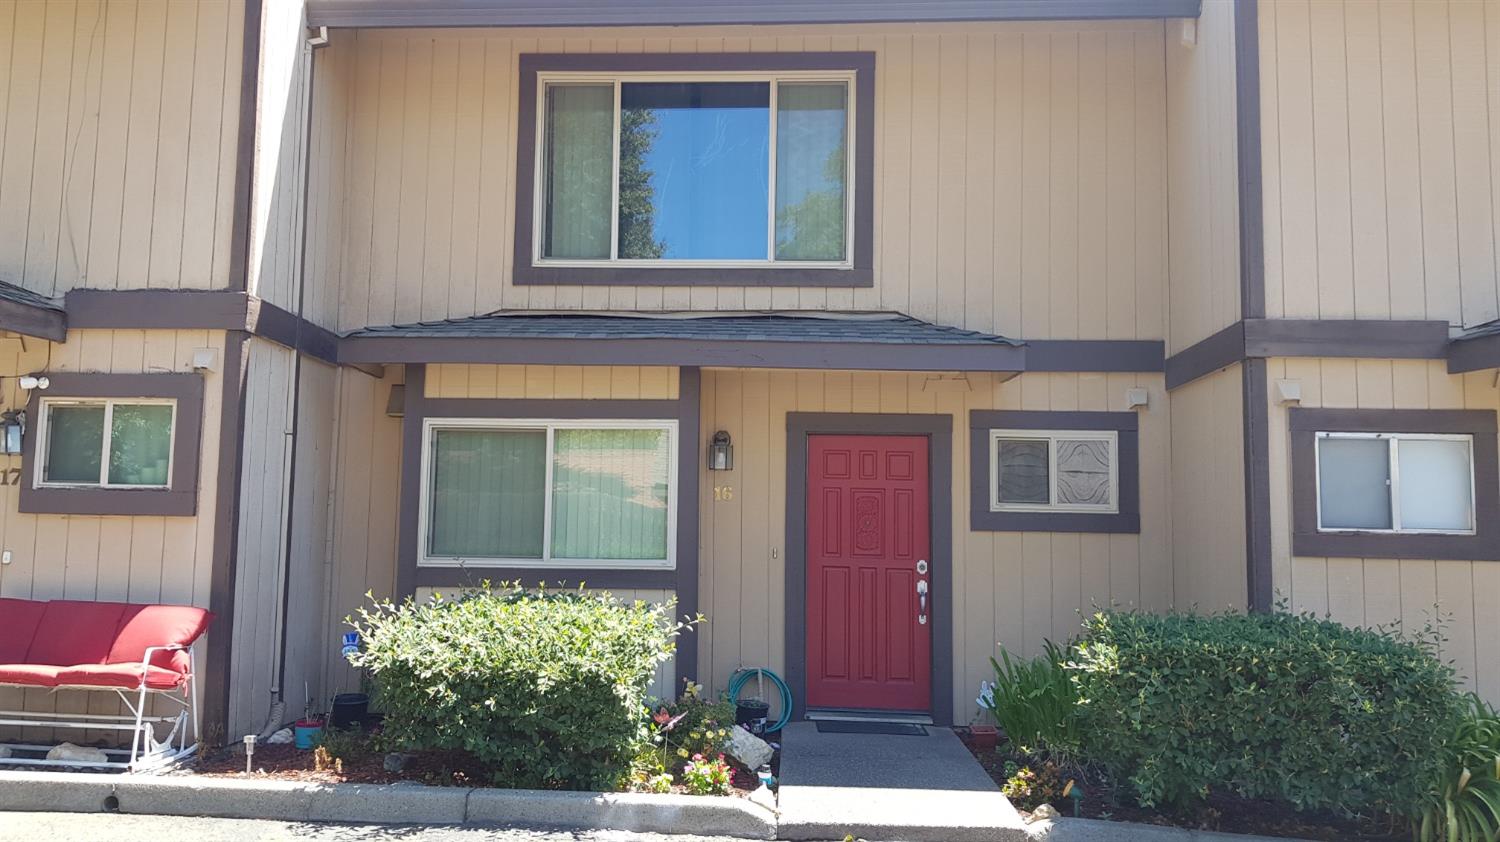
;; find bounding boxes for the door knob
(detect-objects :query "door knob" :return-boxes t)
[917,579,928,624]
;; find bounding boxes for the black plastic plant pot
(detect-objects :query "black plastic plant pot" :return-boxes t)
[736,699,771,735]
[330,692,370,730]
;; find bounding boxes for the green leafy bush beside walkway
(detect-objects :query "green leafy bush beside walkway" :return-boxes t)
[347,585,687,791]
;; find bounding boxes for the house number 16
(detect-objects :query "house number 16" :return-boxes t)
[713,486,734,501]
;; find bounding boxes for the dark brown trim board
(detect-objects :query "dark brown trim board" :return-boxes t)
[513,52,875,288]
[1024,340,1164,373]
[1165,322,1246,390]
[968,410,1141,534]
[66,289,250,331]
[248,299,340,366]
[1166,319,1453,390]
[0,297,66,342]
[308,0,1203,28]
[1242,359,1274,611]
[228,0,264,292]
[1288,408,1500,561]
[1243,319,1451,360]
[1449,332,1500,374]
[341,335,1026,372]
[395,366,702,683]
[1235,0,1273,613]
[18,372,206,517]
[784,412,954,726]
[206,331,250,745]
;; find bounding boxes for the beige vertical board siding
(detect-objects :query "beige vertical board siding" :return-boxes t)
[279,359,337,724]
[228,340,297,738]
[0,329,224,738]
[424,365,677,400]
[1165,0,1241,350]
[698,369,1171,725]
[1258,0,1500,325]
[1267,358,1500,703]
[251,0,317,311]
[0,1,243,295]
[1167,364,1246,611]
[321,367,403,697]
[318,22,1168,336]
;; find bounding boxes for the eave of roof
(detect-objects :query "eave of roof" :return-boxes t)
[0,280,66,342]
[340,311,1027,371]
[306,0,1202,29]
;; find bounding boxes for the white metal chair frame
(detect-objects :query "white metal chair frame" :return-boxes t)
[0,644,200,773]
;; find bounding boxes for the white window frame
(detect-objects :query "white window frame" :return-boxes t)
[1314,431,1477,535]
[417,418,679,570]
[989,429,1120,515]
[35,397,178,490]
[532,70,858,270]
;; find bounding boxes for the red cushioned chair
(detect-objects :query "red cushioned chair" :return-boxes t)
[0,597,211,772]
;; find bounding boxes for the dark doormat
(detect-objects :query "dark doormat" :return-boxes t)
[815,720,928,736]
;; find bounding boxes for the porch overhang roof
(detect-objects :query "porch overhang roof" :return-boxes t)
[1448,321,1500,374]
[339,311,1027,372]
[306,0,1203,29]
[0,280,66,342]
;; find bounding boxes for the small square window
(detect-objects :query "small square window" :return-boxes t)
[1315,432,1475,535]
[39,399,176,489]
[990,430,1118,514]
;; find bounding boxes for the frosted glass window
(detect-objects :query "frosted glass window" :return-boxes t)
[1057,439,1112,506]
[1396,439,1473,532]
[423,422,675,567]
[995,439,1049,505]
[1316,433,1475,534]
[991,431,1117,513]
[1317,438,1392,530]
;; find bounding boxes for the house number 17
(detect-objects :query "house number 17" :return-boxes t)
[713,486,734,502]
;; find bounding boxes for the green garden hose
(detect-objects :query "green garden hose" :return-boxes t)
[727,668,793,734]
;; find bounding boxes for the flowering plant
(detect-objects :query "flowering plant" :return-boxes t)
[681,753,734,795]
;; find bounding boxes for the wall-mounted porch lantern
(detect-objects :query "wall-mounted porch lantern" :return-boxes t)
[0,409,24,456]
[708,430,734,471]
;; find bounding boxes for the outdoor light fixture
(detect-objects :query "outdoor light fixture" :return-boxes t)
[0,409,24,456]
[708,430,734,471]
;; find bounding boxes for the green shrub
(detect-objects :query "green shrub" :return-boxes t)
[347,585,689,791]
[1411,694,1500,842]
[986,640,1079,758]
[1067,610,1459,817]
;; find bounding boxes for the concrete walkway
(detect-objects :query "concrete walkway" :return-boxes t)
[775,722,1027,841]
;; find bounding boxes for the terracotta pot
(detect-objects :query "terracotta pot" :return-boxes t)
[970,724,999,750]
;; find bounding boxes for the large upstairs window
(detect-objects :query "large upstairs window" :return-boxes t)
[515,54,875,286]
[539,75,852,266]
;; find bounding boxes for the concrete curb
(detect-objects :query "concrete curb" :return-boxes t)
[0,771,777,840]
[1029,817,1317,842]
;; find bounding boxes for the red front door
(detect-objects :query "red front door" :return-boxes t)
[805,434,932,713]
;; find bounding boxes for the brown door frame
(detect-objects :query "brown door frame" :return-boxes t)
[784,412,954,726]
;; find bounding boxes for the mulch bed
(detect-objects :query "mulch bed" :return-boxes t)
[194,730,775,798]
[956,729,1406,842]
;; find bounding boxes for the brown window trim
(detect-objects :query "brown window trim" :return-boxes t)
[1290,408,1500,561]
[969,410,1141,534]
[513,52,876,288]
[19,372,205,517]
